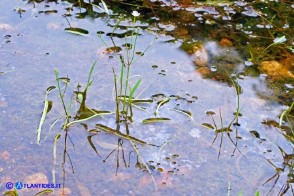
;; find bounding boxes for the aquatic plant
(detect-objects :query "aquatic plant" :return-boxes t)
[280,101,294,135]
[202,76,245,159]
[249,35,288,63]
[36,86,55,144]
[98,10,156,130]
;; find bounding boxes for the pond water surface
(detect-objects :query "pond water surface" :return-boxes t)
[0,0,293,195]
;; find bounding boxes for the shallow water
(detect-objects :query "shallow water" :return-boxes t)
[0,0,293,195]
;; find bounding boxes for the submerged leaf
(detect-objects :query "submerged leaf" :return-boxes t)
[250,130,260,139]
[142,117,171,124]
[155,98,170,115]
[173,108,193,118]
[46,101,53,114]
[106,46,122,53]
[58,77,70,84]
[117,96,153,104]
[202,123,215,130]
[46,86,56,92]
[65,27,89,35]
[216,127,232,133]
[205,111,216,115]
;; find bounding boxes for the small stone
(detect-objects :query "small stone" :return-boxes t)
[197,67,210,75]
[1,151,9,160]
[0,23,13,30]
[24,172,48,185]
[194,46,208,67]
[219,38,233,47]
[260,61,294,80]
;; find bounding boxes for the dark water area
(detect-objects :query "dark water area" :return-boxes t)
[0,0,293,195]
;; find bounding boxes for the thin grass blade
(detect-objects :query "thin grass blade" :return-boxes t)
[129,78,141,103]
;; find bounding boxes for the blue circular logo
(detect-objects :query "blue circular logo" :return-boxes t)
[15,182,23,190]
[5,182,13,190]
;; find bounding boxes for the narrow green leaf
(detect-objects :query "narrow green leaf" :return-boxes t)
[142,117,171,124]
[65,27,89,36]
[119,58,125,95]
[85,61,97,92]
[129,78,141,103]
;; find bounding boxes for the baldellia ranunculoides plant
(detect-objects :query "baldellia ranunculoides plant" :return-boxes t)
[98,10,156,131]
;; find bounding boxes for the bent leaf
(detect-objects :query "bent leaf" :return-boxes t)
[87,135,101,157]
[37,86,55,144]
[155,98,170,115]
